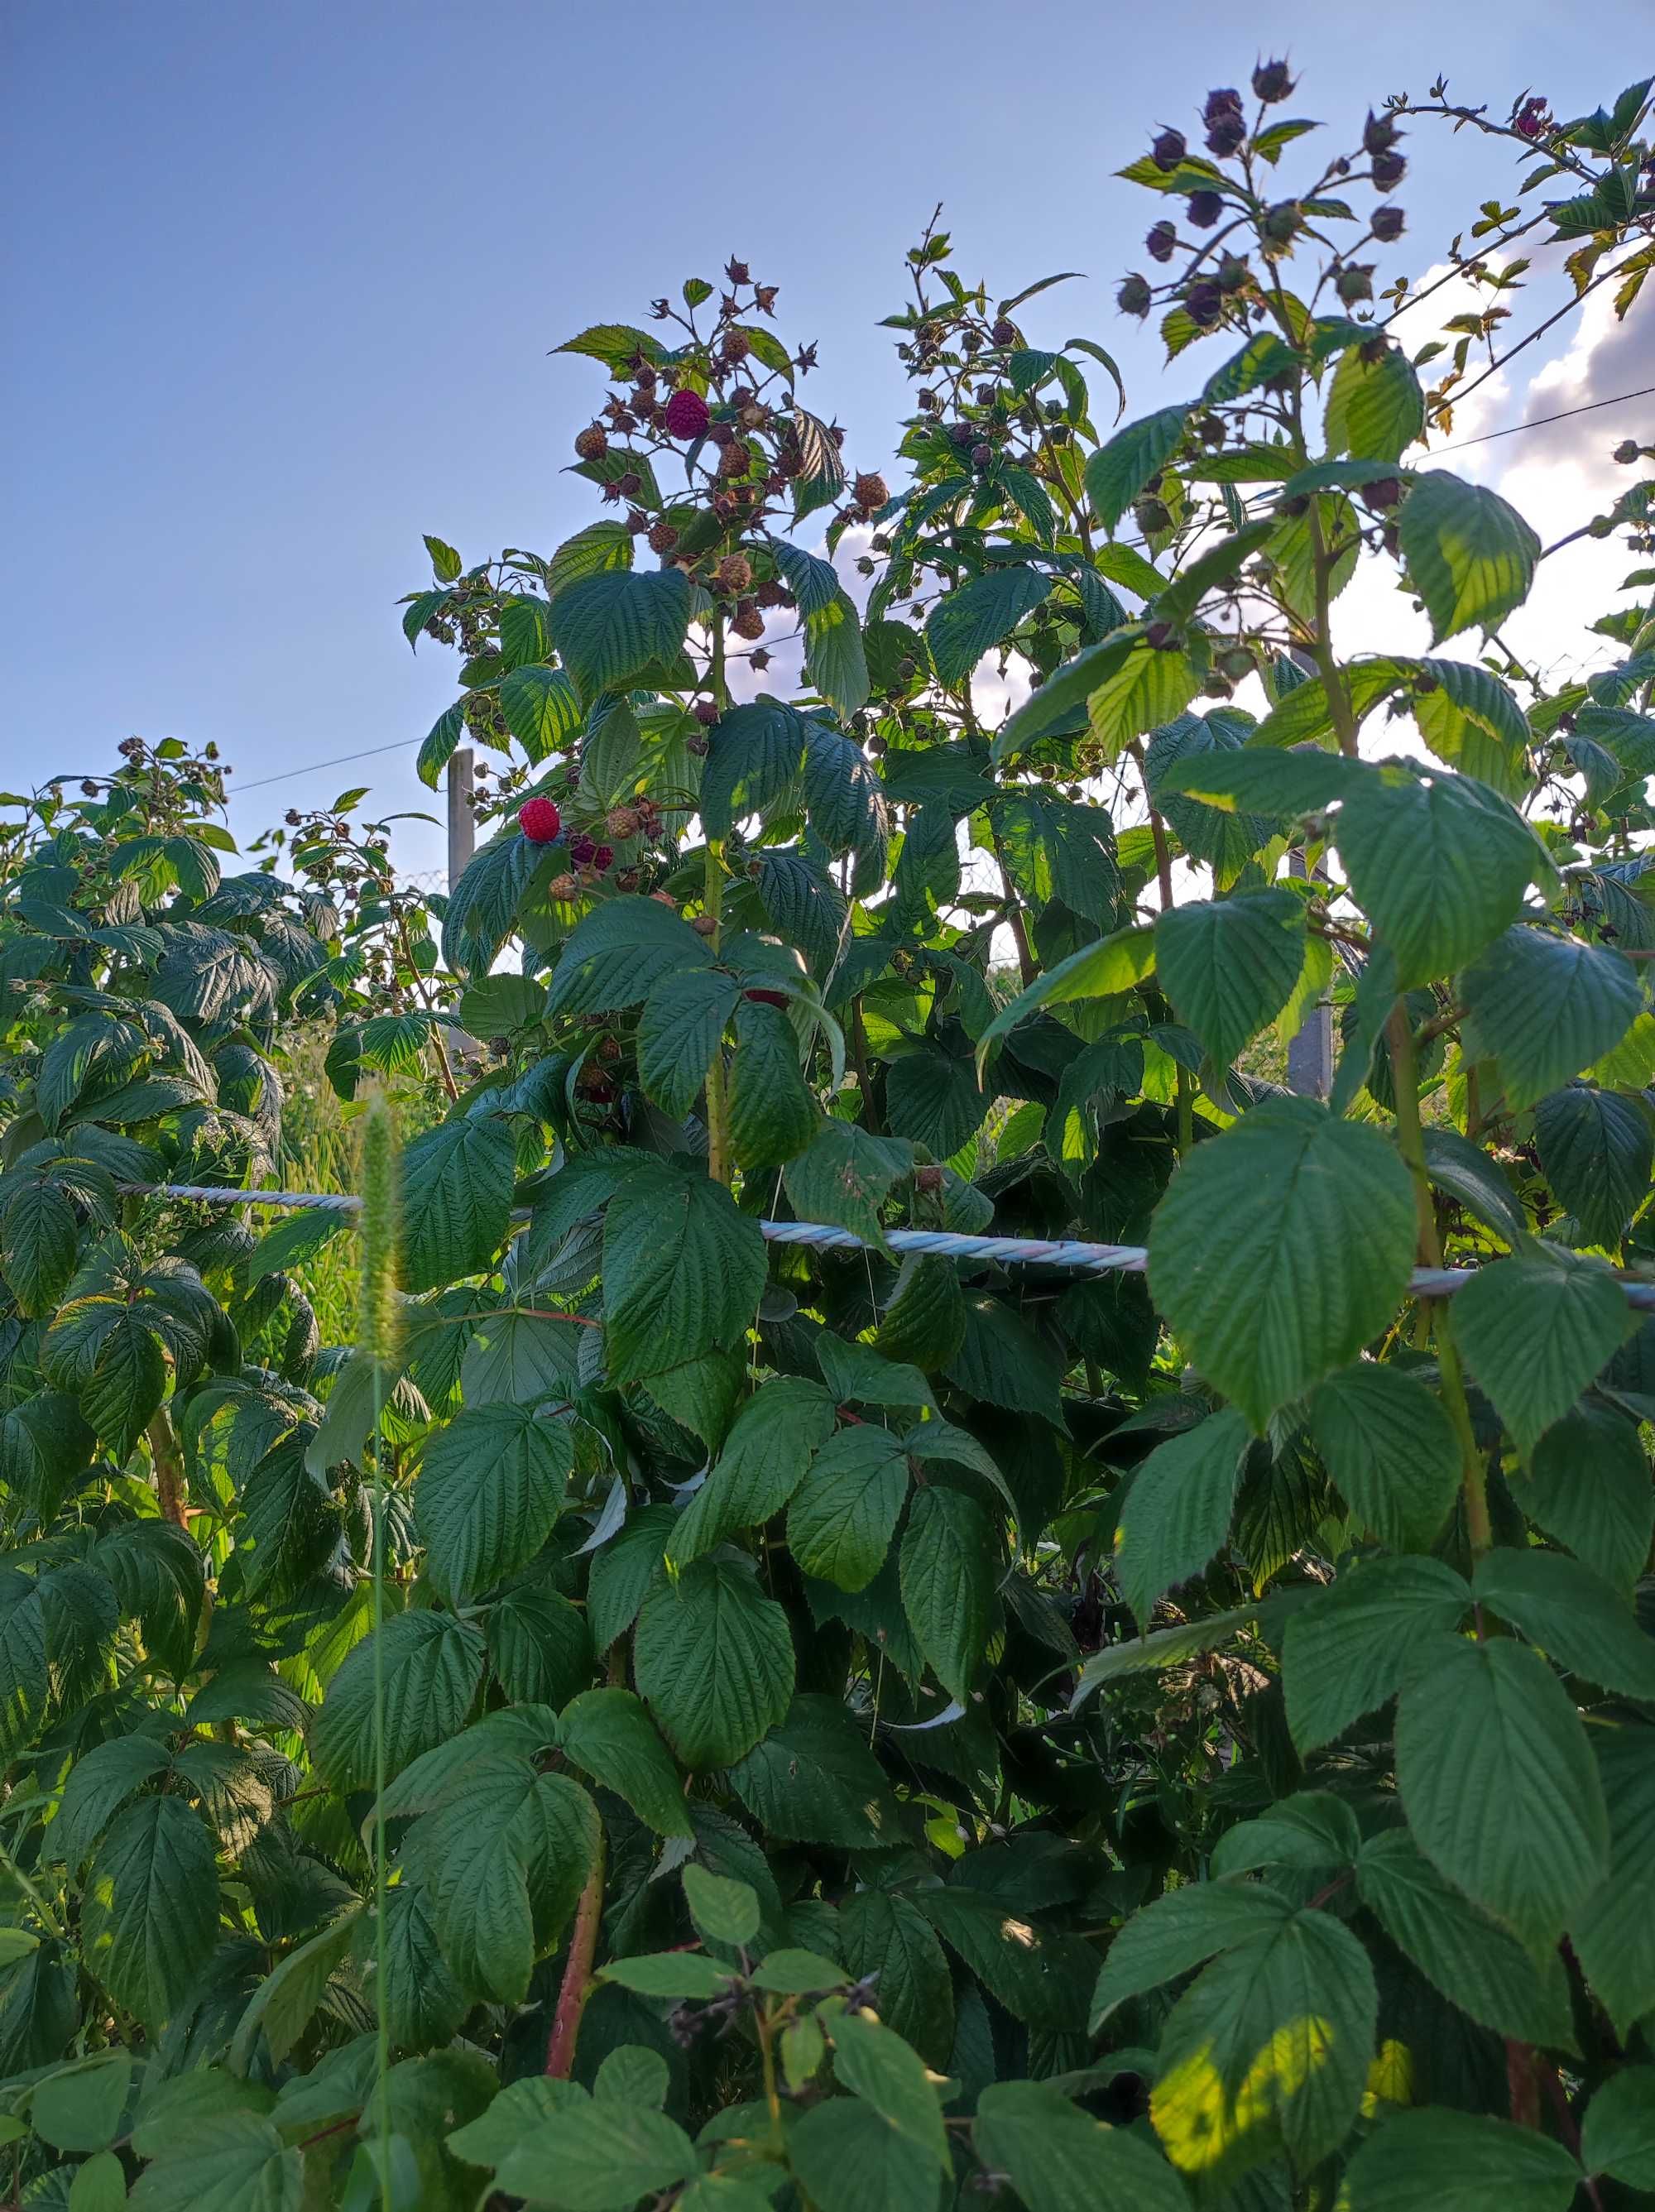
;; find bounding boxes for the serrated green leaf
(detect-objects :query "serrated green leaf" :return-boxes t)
[559,1687,694,1837]
[1306,1362,1461,1550]
[1146,1098,1417,1430]
[1452,1241,1633,1457]
[1155,891,1306,1067]
[602,1163,765,1383]
[550,569,690,700]
[81,1797,218,2031]
[415,1403,573,1605]
[1283,1556,1470,1754]
[1086,405,1189,534]
[1336,768,1540,986]
[727,998,820,1170]
[899,1485,997,1700]
[636,967,739,1120]
[633,1559,794,1768]
[1533,1084,1653,1245]
[1341,2108,1581,2210]
[1114,1409,1251,1619]
[927,567,1052,687]
[665,1377,836,1567]
[1396,1631,1609,1948]
[400,1116,517,1293]
[788,1426,910,1593]
[1398,471,1541,644]
[1472,1545,1655,1698]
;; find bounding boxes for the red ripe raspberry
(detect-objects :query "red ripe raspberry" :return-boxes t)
[568,833,597,866]
[518,798,562,842]
[664,387,711,440]
[592,844,615,872]
[693,698,721,726]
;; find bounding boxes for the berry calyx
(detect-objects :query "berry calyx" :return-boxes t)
[518,798,563,843]
[664,387,711,440]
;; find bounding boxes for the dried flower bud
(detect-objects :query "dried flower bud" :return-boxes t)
[1146,220,1178,263]
[1187,190,1223,228]
[1363,110,1401,155]
[1372,204,1406,242]
[1116,272,1153,318]
[1371,149,1407,190]
[1151,127,1187,170]
[1252,57,1294,103]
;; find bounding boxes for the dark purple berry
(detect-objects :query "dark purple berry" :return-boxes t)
[1372,205,1406,242]
[1252,58,1294,103]
[1187,190,1223,228]
[1372,150,1407,190]
[1150,127,1187,170]
[1146,221,1177,263]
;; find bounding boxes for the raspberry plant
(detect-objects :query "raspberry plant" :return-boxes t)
[4,66,1655,2212]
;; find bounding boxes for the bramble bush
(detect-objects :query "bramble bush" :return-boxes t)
[3,61,1655,2212]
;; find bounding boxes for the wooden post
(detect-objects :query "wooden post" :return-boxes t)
[446,747,475,894]
[1287,847,1333,1098]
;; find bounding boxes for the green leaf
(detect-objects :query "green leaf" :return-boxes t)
[599,1952,732,1999]
[50,1736,170,1868]
[1355,1828,1576,2047]
[927,567,1052,687]
[1323,343,1425,463]
[1570,1720,1655,2036]
[783,1120,914,1255]
[492,2097,698,2209]
[400,1116,517,1293]
[546,521,632,597]
[82,1797,218,2031]
[899,1485,997,1700]
[1091,1883,1293,2025]
[975,2079,1192,2212]
[1248,658,1410,750]
[443,828,544,974]
[1306,1363,1461,1550]
[991,636,1135,761]
[1452,1241,1634,1457]
[2,1181,78,1319]
[636,967,739,1120]
[1395,1631,1609,1947]
[32,2051,132,2153]
[1463,930,1643,1110]
[1581,2067,1655,2190]
[788,1426,910,1593]
[548,895,713,1019]
[683,1861,760,1947]
[992,789,1120,924]
[1155,891,1306,1068]
[1114,1408,1251,1618]
[829,2011,947,2168]
[727,998,820,1170]
[1282,1556,1470,1754]
[1149,1908,1376,2179]
[1471,1546,1655,1699]
[500,665,583,761]
[1341,2109,1581,2211]
[549,569,690,700]
[602,1164,766,1384]
[838,1891,955,2068]
[633,1559,794,1769]
[229,1910,360,2072]
[1533,1085,1653,1245]
[804,589,871,718]
[883,1047,987,1158]
[665,1378,836,1567]
[699,702,810,834]
[311,1610,486,1791]
[1336,767,1540,986]
[975,924,1157,1075]
[1412,656,1533,796]
[729,1696,901,1850]
[1146,712,1278,879]
[919,1885,1093,2028]
[487,1583,592,1706]
[415,1403,573,1605]
[128,2113,303,2212]
[1146,1097,1417,1431]
[1086,405,1189,534]
[559,1687,694,1838]
[787,2095,947,2212]
[401,1760,598,2003]
[1513,1398,1653,1593]
[1085,638,1206,765]
[1398,471,1541,644]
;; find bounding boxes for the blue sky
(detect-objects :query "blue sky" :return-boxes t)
[4,1,1648,881]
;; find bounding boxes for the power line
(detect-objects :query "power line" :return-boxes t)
[1431,383,1654,456]
[233,739,415,795]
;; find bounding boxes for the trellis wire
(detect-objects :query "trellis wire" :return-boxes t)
[124,1183,1655,1310]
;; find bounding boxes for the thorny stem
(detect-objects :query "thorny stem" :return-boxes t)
[146,1413,189,1531]
[545,1830,607,2079]
[1131,741,1195,1156]
[704,613,734,1185]
[1386,1006,1492,1557]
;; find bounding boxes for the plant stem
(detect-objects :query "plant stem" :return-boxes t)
[0,1840,63,1938]
[146,1413,189,1530]
[1132,741,1195,1157]
[1386,1004,1492,1557]
[848,999,882,1133]
[703,841,732,1186]
[544,1831,607,2080]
